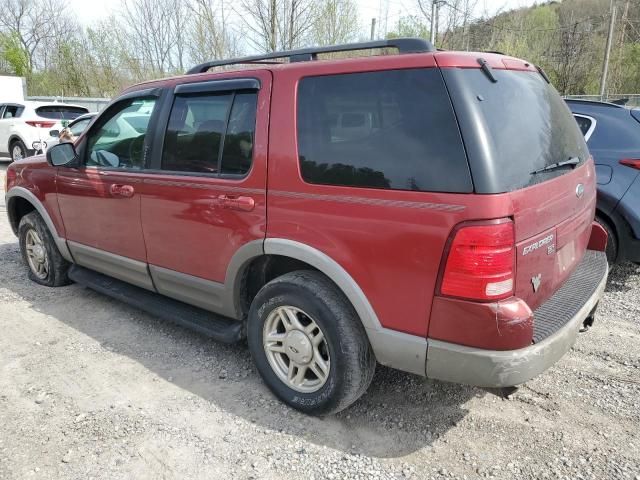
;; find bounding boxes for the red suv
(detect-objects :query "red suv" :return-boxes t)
[5,39,609,415]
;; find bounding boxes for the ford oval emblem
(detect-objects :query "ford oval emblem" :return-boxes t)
[576,183,585,198]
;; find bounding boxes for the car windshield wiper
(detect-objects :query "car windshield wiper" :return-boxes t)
[531,157,580,175]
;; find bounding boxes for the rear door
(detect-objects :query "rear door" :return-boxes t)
[137,71,271,314]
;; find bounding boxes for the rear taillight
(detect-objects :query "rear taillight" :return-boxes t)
[620,158,640,170]
[25,120,55,128]
[440,220,515,301]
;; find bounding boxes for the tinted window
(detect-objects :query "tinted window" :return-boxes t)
[297,69,472,192]
[449,69,589,192]
[36,106,88,120]
[574,115,593,136]
[162,92,257,176]
[86,97,156,169]
[221,93,257,175]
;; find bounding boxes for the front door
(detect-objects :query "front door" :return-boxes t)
[138,72,271,314]
[56,92,161,289]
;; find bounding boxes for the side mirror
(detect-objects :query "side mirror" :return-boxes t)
[49,129,60,138]
[46,142,78,167]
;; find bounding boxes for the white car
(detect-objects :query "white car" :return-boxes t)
[0,101,89,161]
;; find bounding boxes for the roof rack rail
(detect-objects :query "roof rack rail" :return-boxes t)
[186,38,434,75]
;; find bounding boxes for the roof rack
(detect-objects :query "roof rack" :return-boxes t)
[186,38,435,75]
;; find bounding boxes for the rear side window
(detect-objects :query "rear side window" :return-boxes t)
[162,92,257,176]
[297,69,472,192]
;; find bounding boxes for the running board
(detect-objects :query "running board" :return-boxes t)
[68,265,244,343]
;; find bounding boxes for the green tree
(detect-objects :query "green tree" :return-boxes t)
[0,32,29,76]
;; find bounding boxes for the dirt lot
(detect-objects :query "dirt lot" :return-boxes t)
[0,163,639,480]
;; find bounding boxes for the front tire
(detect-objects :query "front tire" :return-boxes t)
[18,211,71,287]
[247,271,376,415]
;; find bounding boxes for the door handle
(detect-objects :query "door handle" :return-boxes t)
[110,184,135,198]
[217,195,255,212]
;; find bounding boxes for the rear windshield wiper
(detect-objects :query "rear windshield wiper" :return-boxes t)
[531,157,580,175]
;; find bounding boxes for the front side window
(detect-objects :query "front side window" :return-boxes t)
[297,69,472,192]
[86,97,157,169]
[162,91,257,176]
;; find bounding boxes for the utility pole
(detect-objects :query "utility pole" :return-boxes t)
[430,1,437,45]
[430,0,443,47]
[600,0,617,99]
[370,18,377,41]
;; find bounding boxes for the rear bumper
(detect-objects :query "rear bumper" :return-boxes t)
[425,250,608,387]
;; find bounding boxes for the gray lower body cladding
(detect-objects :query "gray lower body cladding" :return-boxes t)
[425,250,608,387]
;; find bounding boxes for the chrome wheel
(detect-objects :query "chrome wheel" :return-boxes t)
[263,306,330,393]
[12,144,24,161]
[25,229,49,280]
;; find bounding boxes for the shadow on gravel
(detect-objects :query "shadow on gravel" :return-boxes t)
[0,241,480,458]
[605,262,640,293]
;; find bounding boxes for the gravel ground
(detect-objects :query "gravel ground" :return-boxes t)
[0,162,639,480]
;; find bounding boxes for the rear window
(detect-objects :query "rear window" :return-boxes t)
[450,69,589,192]
[297,69,472,193]
[36,105,89,120]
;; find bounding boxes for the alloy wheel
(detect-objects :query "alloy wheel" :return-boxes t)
[25,229,49,280]
[263,306,331,393]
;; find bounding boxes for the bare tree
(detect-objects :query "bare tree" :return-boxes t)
[551,9,594,95]
[119,0,188,76]
[188,0,242,64]
[312,0,359,46]
[0,0,74,73]
[239,0,317,52]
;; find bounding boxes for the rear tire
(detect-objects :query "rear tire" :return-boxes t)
[18,211,71,287]
[10,140,27,162]
[595,216,617,266]
[247,270,376,415]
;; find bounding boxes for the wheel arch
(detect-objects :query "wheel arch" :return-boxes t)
[227,238,382,332]
[6,187,73,262]
[7,134,25,152]
[225,238,428,376]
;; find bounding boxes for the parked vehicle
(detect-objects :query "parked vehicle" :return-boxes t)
[6,39,609,415]
[0,101,89,161]
[567,99,640,265]
[46,112,97,148]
